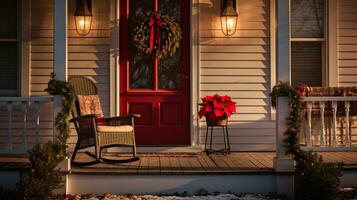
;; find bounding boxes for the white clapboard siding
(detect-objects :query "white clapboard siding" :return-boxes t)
[29,0,111,150]
[199,0,275,151]
[338,0,357,86]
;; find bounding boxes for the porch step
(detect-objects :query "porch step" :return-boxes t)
[67,173,280,195]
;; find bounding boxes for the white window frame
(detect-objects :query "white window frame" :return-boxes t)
[0,0,30,97]
[327,0,338,87]
[20,0,31,96]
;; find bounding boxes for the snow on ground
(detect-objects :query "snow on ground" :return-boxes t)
[78,194,281,200]
[59,187,357,200]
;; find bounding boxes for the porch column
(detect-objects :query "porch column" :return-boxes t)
[54,0,68,81]
[274,0,294,196]
[53,1,70,195]
[275,0,293,168]
[276,0,290,84]
[53,0,68,141]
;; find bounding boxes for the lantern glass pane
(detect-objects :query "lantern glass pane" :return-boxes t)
[158,0,182,90]
[220,15,237,36]
[75,15,92,36]
[128,1,154,89]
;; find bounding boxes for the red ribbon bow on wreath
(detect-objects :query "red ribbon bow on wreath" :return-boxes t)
[148,14,164,55]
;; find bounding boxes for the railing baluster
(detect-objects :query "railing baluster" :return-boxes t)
[332,101,337,147]
[21,101,28,152]
[307,102,313,147]
[319,101,326,147]
[0,96,53,154]
[35,101,41,144]
[300,96,357,149]
[6,102,13,151]
[345,101,351,147]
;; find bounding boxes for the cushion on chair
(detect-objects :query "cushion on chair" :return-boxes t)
[77,95,104,117]
[97,125,134,133]
[77,95,107,125]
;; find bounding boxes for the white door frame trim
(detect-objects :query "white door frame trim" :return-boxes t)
[110,0,120,117]
[190,0,200,147]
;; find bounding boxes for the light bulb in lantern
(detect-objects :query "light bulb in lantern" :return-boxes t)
[227,18,235,30]
[79,19,86,29]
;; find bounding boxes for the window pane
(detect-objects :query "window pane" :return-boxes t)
[159,50,181,90]
[0,42,17,90]
[291,0,324,38]
[159,0,181,20]
[291,42,322,87]
[128,0,154,89]
[158,0,182,90]
[129,54,154,89]
[0,1,17,38]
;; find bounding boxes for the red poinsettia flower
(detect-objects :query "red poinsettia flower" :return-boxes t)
[198,94,237,121]
[295,84,311,109]
[295,84,310,97]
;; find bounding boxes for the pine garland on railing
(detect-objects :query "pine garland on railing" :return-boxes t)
[270,82,303,157]
[271,82,343,200]
[45,73,76,153]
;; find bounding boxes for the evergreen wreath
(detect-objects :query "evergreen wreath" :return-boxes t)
[271,82,342,200]
[132,11,182,59]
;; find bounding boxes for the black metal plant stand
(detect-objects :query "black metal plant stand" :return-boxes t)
[204,124,230,155]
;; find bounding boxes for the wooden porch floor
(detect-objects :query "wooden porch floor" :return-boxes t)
[1,152,356,174]
[72,152,276,174]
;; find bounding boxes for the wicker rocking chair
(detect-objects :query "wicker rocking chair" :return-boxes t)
[69,77,140,165]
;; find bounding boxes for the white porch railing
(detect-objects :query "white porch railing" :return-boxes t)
[0,96,54,154]
[301,96,357,151]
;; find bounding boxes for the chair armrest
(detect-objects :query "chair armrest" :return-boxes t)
[130,113,141,118]
[69,114,97,123]
[105,113,141,121]
[105,114,140,126]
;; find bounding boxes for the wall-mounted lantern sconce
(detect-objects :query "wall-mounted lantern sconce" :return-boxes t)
[220,0,238,36]
[74,0,93,36]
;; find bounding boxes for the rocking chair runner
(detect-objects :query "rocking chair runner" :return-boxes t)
[69,77,140,165]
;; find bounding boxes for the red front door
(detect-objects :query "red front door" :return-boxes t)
[119,0,190,145]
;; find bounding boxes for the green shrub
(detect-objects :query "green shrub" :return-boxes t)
[15,142,64,200]
[294,152,343,200]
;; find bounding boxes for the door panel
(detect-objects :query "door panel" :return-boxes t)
[120,0,190,145]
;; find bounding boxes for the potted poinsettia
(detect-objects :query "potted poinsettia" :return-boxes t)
[295,84,310,97]
[198,94,236,126]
